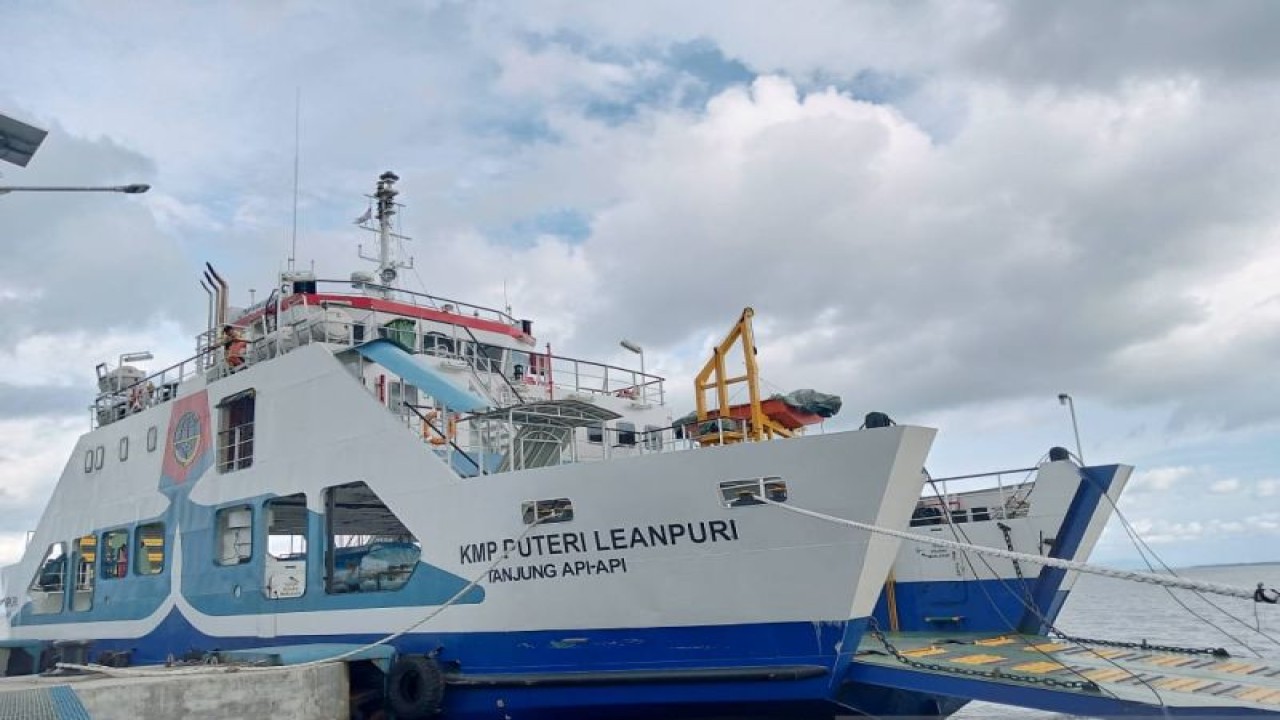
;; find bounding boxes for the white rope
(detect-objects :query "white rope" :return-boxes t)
[58,516,550,677]
[755,496,1270,602]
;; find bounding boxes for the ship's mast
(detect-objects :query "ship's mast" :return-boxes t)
[358,170,413,296]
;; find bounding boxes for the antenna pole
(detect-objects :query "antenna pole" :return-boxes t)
[374,171,401,292]
[288,88,301,272]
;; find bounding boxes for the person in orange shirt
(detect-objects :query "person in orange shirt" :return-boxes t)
[223,325,247,370]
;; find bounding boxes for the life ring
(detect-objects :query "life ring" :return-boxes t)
[386,655,445,719]
[422,410,458,446]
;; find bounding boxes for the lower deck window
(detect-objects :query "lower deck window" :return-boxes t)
[216,505,254,565]
[136,523,165,575]
[325,482,420,594]
[101,529,130,579]
[28,543,67,615]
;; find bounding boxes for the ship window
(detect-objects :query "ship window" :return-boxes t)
[719,477,787,507]
[586,422,603,444]
[521,498,574,525]
[29,542,67,615]
[147,426,158,452]
[215,505,254,565]
[217,389,255,473]
[72,535,95,612]
[266,494,308,599]
[644,425,663,451]
[94,445,105,470]
[101,529,130,579]
[135,523,165,576]
[84,450,93,473]
[119,436,129,461]
[267,494,308,560]
[616,422,637,446]
[971,506,991,522]
[423,332,454,356]
[324,481,420,594]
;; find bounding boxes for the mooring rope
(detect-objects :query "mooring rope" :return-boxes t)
[754,496,1278,603]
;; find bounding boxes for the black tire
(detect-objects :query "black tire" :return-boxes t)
[387,655,445,719]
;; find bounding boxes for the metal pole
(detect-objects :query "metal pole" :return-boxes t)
[1058,393,1084,464]
[0,184,149,194]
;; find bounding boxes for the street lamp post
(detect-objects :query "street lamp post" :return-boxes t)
[620,339,645,405]
[0,184,150,195]
[1058,393,1084,464]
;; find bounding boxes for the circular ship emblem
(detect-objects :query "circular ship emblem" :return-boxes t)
[172,411,202,466]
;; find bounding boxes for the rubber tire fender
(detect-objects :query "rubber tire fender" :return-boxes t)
[387,654,445,719]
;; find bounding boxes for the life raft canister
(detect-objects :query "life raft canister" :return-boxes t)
[386,654,445,719]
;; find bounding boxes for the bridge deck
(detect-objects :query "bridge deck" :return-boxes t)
[851,631,1280,717]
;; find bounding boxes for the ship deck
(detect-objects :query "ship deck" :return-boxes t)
[851,630,1280,717]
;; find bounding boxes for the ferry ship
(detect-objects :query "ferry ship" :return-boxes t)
[0,172,1130,719]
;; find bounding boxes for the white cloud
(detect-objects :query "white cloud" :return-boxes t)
[1257,479,1280,498]
[1209,478,1242,494]
[1128,466,1194,494]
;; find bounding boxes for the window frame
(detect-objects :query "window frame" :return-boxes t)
[214,504,255,566]
[135,522,166,576]
[100,528,131,580]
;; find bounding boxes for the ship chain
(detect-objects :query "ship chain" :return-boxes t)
[864,621,1102,693]
[1048,630,1230,658]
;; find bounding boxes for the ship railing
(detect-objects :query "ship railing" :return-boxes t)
[91,349,216,428]
[292,311,666,408]
[913,467,1039,526]
[311,279,519,327]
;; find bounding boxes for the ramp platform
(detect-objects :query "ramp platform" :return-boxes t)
[850,630,1280,717]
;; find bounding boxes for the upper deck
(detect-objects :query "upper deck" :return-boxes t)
[91,279,665,429]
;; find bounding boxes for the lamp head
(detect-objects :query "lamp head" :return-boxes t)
[619,339,642,354]
[121,184,151,194]
[121,351,153,363]
[1058,393,1070,405]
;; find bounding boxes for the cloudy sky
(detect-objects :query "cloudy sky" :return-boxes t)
[1,1,1278,571]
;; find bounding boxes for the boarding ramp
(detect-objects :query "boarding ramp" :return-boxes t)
[349,339,489,412]
[849,629,1280,717]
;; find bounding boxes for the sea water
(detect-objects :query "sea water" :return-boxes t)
[954,562,1280,719]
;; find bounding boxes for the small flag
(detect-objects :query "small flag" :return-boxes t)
[353,207,372,224]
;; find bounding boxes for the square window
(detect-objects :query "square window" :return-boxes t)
[101,529,130,579]
[216,505,254,565]
[136,523,165,575]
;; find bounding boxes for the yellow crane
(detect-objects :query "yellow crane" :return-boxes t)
[693,307,795,445]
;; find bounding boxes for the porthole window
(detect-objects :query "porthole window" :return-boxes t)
[119,437,129,461]
[93,445,105,470]
[146,426,158,452]
[84,450,94,473]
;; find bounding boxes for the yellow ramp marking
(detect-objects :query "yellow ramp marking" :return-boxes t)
[1083,667,1134,683]
[951,654,1004,665]
[901,646,947,658]
[976,636,1018,647]
[1235,687,1280,704]
[1222,663,1263,675]
[1026,642,1068,653]
[1086,648,1129,659]
[1147,655,1195,667]
[1157,677,1215,693]
[1011,661,1065,674]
